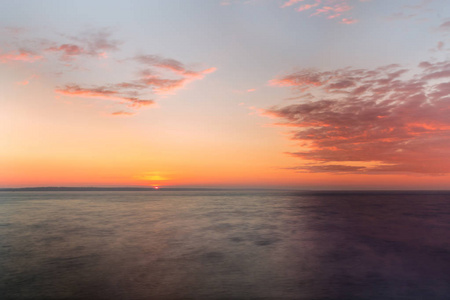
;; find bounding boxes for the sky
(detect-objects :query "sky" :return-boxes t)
[1,0,450,189]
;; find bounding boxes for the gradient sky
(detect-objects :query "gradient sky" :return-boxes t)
[1,0,450,189]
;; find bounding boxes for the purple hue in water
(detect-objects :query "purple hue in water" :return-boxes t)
[1,191,450,299]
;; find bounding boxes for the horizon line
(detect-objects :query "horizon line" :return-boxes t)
[0,186,449,193]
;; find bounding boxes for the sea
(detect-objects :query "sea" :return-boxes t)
[1,190,450,300]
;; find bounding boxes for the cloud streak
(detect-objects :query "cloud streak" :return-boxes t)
[0,27,215,115]
[0,49,43,63]
[265,61,450,174]
[46,30,120,61]
[135,55,217,94]
[280,0,366,24]
[55,84,154,108]
[54,54,215,114]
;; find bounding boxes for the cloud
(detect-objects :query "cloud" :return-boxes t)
[269,69,333,90]
[15,74,37,86]
[280,0,365,24]
[15,80,29,86]
[46,29,120,61]
[46,44,87,61]
[135,55,217,94]
[265,61,450,174]
[69,29,120,55]
[223,0,364,23]
[54,54,215,112]
[0,49,43,63]
[0,27,215,115]
[341,18,358,24]
[439,20,450,31]
[386,0,433,22]
[111,111,136,116]
[281,0,304,8]
[55,84,155,109]
[3,27,26,35]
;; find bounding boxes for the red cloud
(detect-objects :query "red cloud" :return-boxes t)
[266,62,450,174]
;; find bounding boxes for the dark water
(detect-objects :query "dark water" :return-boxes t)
[1,191,450,300]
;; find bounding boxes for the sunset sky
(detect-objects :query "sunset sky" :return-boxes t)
[1,0,450,189]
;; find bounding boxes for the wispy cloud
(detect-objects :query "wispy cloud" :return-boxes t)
[341,18,358,24]
[0,49,43,63]
[221,0,365,24]
[0,26,215,115]
[55,84,155,108]
[111,111,136,116]
[265,61,450,174]
[280,0,365,24]
[54,53,215,113]
[46,29,120,61]
[135,55,217,94]
[439,20,450,31]
[386,0,433,22]
[14,74,38,86]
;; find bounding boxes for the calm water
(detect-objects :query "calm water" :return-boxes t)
[1,190,450,300]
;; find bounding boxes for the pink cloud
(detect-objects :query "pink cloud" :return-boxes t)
[55,84,154,109]
[341,18,358,24]
[286,0,361,23]
[2,27,214,116]
[111,111,136,116]
[439,21,450,31]
[55,54,214,112]
[45,29,120,61]
[265,61,450,174]
[15,80,29,86]
[282,0,305,8]
[270,69,333,90]
[3,27,25,35]
[386,0,433,22]
[14,74,38,86]
[0,49,42,63]
[135,55,216,94]
[297,2,320,11]
[46,44,86,61]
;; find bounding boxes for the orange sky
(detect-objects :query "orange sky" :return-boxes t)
[1,0,450,189]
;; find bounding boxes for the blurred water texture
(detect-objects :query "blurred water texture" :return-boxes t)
[1,190,450,299]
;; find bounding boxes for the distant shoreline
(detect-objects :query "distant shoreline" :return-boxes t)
[0,187,448,194]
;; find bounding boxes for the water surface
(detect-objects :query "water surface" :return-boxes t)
[1,191,450,299]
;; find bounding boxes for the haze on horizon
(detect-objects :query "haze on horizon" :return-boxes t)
[1,0,450,190]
